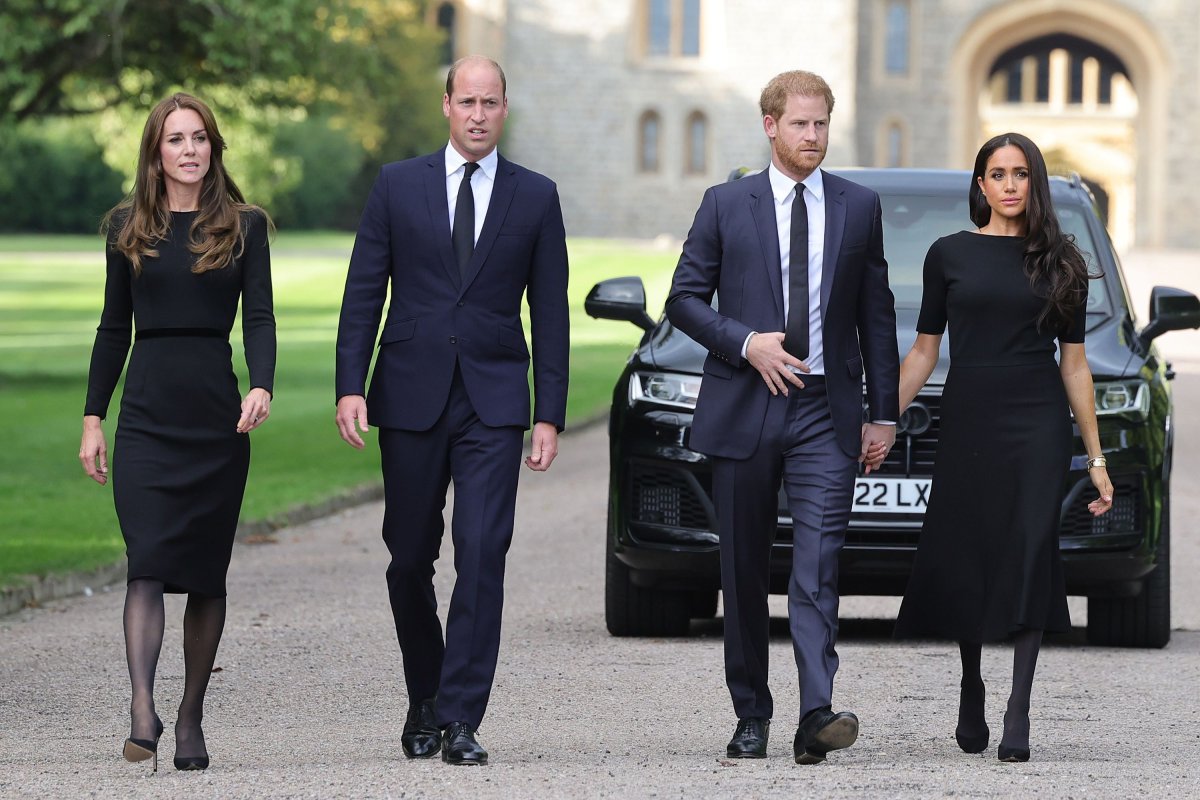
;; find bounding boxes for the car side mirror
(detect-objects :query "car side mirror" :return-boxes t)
[1138,286,1200,349]
[585,277,656,331]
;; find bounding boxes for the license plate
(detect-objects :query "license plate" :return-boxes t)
[852,477,931,514]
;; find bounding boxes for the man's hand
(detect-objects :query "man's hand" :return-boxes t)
[859,422,897,475]
[79,416,109,485]
[525,421,558,472]
[745,332,809,396]
[335,395,370,449]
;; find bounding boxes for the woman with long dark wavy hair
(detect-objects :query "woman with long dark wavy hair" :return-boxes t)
[889,132,1112,762]
[79,92,275,772]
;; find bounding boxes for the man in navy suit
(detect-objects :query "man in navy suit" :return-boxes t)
[666,70,899,764]
[334,55,569,766]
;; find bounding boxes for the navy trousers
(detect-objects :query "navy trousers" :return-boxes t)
[712,376,857,722]
[377,365,524,729]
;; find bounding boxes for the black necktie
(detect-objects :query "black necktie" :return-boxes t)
[452,162,480,280]
[783,183,809,360]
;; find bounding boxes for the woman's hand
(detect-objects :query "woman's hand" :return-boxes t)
[80,416,109,485]
[237,387,272,433]
[1087,466,1113,516]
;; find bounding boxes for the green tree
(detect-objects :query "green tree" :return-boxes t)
[1,0,449,229]
[0,0,331,122]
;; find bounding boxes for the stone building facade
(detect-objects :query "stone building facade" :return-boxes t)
[436,0,1198,250]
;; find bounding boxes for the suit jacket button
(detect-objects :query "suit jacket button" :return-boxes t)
[450,336,457,344]
[457,301,465,307]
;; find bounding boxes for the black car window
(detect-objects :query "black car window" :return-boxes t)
[1055,205,1111,316]
[879,192,1110,317]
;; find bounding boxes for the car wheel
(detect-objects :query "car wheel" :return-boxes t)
[1086,493,1171,649]
[605,534,691,637]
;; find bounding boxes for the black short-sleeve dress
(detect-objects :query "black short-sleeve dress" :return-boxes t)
[84,210,275,597]
[894,231,1085,642]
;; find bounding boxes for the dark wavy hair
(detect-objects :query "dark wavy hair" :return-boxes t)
[969,132,1091,333]
[102,92,270,276]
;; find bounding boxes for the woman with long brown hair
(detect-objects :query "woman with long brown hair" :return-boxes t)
[79,92,275,771]
[891,132,1112,762]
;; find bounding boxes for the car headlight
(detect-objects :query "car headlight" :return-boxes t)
[1093,379,1149,419]
[629,371,701,409]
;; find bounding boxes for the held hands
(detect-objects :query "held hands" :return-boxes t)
[1087,466,1114,516]
[79,416,109,485]
[335,394,370,449]
[859,423,897,475]
[525,421,559,472]
[746,332,810,396]
[236,387,272,433]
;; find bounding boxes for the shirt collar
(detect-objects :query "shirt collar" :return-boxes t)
[445,144,498,181]
[768,162,824,204]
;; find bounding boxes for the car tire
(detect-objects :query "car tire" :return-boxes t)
[1086,494,1171,649]
[605,535,691,637]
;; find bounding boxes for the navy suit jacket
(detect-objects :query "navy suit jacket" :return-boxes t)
[666,169,899,459]
[335,148,569,432]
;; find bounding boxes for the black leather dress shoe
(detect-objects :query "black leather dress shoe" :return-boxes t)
[442,722,488,765]
[401,699,441,759]
[726,717,770,759]
[793,707,859,765]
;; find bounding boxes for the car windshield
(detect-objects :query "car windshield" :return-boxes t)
[879,192,1109,316]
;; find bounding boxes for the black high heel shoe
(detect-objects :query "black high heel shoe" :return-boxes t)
[997,744,1030,762]
[174,753,210,771]
[173,722,210,771]
[955,728,990,754]
[122,716,164,772]
[955,680,989,754]
[998,705,1032,762]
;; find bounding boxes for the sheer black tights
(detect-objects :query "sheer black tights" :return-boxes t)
[956,641,987,743]
[955,630,1043,752]
[122,579,226,758]
[1001,629,1042,752]
[123,579,165,741]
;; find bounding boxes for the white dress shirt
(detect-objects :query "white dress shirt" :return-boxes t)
[769,163,826,375]
[740,164,826,375]
[444,144,499,244]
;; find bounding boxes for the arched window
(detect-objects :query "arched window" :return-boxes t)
[436,2,456,66]
[884,0,910,75]
[644,0,702,58]
[886,123,905,168]
[639,111,661,173]
[989,34,1129,108]
[685,111,708,175]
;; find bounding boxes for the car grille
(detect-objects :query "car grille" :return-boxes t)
[629,462,712,530]
[1060,477,1141,537]
[867,391,941,475]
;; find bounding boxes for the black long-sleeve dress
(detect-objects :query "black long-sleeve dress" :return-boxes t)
[84,209,275,596]
[894,231,1084,642]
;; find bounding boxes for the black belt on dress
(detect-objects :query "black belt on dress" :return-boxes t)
[135,327,227,341]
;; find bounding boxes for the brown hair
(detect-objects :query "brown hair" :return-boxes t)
[759,70,835,120]
[102,92,269,275]
[445,55,507,98]
[969,132,1093,332]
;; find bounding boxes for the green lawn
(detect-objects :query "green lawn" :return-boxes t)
[0,233,679,587]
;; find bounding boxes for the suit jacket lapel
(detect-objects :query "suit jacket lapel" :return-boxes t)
[821,171,846,316]
[460,155,518,294]
[424,148,461,287]
[749,172,785,324]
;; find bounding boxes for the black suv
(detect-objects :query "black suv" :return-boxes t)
[587,168,1200,648]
